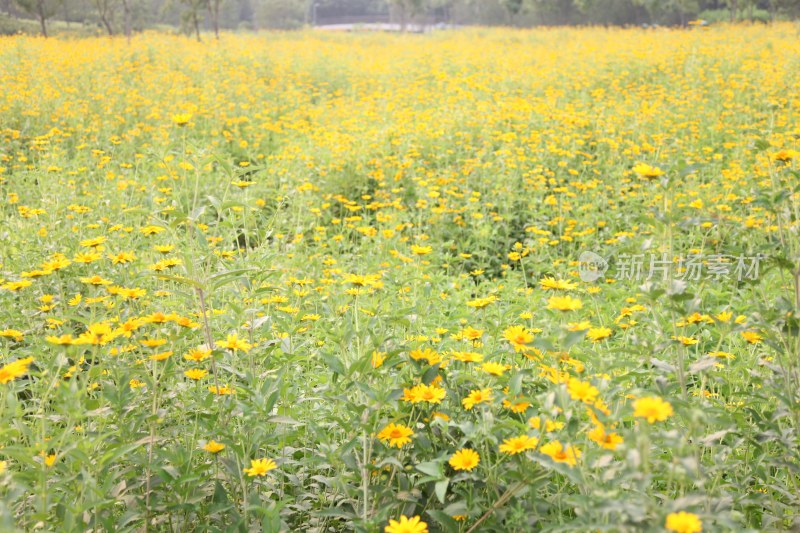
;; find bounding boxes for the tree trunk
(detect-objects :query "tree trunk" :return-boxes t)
[121,0,131,40]
[192,10,201,41]
[211,0,219,39]
[729,0,737,22]
[37,0,47,37]
[101,12,113,34]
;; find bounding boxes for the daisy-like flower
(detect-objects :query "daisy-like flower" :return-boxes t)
[499,435,539,455]
[633,162,665,179]
[243,458,277,477]
[217,333,252,353]
[448,448,480,471]
[384,515,428,533]
[410,244,433,256]
[587,424,624,450]
[665,511,703,533]
[586,327,612,342]
[481,362,507,376]
[203,440,225,453]
[539,441,581,466]
[740,331,762,344]
[184,368,208,380]
[633,396,673,423]
[540,277,577,290]
[547,295,583,311]
[567,378,599,404]
[377,423,414,448]
[0,357,35,384]
[503,325,533,351]
[171,113,192,126]
[462,388,493,410]
[402,383,446,404]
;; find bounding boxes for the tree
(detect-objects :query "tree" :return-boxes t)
[15,0,61,36]
[500,0,524,23]
[93,0,115,34]
[121,0,131,37]
[180,0,206,40]
[633,0,700,24]
[389,0,427,30]
[208,0,220,36]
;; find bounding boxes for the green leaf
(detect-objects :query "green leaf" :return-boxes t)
[421,363,441,385]
[562,329,586,349]
[415,461,442,478]
[426,510,459,533]
[321,353,346,376]
[151,273,204,289]
[508,371,523,397]
[434,479,449,504]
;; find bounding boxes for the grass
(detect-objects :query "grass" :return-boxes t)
[0,24,799,532]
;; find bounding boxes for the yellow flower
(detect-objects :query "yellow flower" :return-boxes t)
[633,162,664,179]
[171,113,192,126]
[371,351,386,368]
[665,511,703,533]
[528,417,564,433]
[567,320,592,331]
[2,280,32,292]
[451,350,483,363]
[149,351,173,361]
[499,435,539,455]
[502,397,531,413]
[539,277,577,290]
[203,440,226,453]
[587,425,624,450]
[586,327,612,342]
[408,348,441,366]
[208,384,235,395]
[466,295,497,309]
[633,396,673,423]
[384,515,428,533]
[772,149,799,162]
[547,295,583,311]
[481,362,507,376]
[539,441,581,466]
[448,448,480,471]
[715,310,732,322]
[217,333,252,353]
[184,368,208,380]
[567,378,599,404]
[503,325,533,351]
[674,336,698,346]
[462,388,493,410]
[185,347,213,362]
[454,326,484,341]
[0,357,34,384]
[410,244,433,256]
[402,383,446,404]
[0,329,24,342]
[741,331,762,344]
[377,423,414,448]
[243,458,277,477]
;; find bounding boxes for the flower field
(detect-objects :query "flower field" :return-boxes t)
[1,24,800,532]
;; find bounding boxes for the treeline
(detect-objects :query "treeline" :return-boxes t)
[1,0,799,38]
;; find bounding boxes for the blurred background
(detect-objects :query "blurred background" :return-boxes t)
[2,0,800,38]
